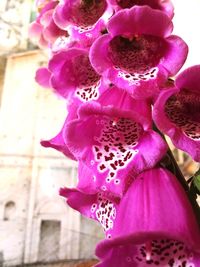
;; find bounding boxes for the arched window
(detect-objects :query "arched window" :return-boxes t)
[4,201,16,220]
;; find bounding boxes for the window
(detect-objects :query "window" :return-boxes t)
[38,220,61,262]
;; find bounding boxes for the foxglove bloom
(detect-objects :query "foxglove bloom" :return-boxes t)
[90,6,188,99]
[60,187,120,236]
[29,1,67,47]
[65,88,167,196]
[95,168,200,267]
[153,65,200,162]
[54,0,113,46]
[41,48,107,101]
[108,0,174,18]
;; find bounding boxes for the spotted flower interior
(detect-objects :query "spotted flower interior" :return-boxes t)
[108,34,167,83]
[91,192,117,234]
[115,239,195,267]
[92,117,142,183]
[114,0,161,9]
[165,90,200,141]
[71,0,107,29]
[73,54,102,101]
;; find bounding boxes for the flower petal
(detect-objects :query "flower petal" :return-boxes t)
[175,65,200,94]
[40,101,79,160]
[108,0,174,19]
[35,67,51,88]
[161,35,188,76]
[60,187,120,235]
[107,6,173,38]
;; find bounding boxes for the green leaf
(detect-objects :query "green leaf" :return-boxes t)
[193,169,200,193]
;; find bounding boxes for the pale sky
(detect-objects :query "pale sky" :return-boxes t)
[172,0,200,70]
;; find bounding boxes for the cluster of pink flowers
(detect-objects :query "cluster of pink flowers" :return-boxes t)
[31,0,200,266]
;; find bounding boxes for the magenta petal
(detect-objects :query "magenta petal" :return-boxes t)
[77,161,99,193]
[175,65,200,94]
[153,84,200,162]
[108,0,174,19]
[48,49,82,97]
[107,6,173,38]
[129,130,167,171]
[95,244,138,267]
[89,34,112,75]
[40,9,53,27]
[59,187,98,218]
[96,168,200,266]
[60,187,120,235]
[162,35,188,76]
[40,131,76,160]
[40,101,79,160]
[35,67,51,88]
[53,2,70,29]
[97,86,152,129]
[29,22,42,40]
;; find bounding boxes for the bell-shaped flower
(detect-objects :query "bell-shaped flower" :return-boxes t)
[95,168,200,267]
[29,1,67,48]
[35,39,84,89]
[108,0,174,18]
[64,87,167,197]
[153,65,200,162]
[60,186,120,237]
[37,48,107,101]
[90,6,188,99]
[53,0,113,46]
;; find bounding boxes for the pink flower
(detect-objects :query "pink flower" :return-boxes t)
[95,168,200,267]
[29,1,67,47]
[108,0,174,18]
[153,65,200,162]
[90,6,188,99]
[38,48,108,101]
[53,0,113,46]
[64,88,167,196]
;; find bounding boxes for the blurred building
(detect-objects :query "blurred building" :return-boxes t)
[0,1,103,266]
